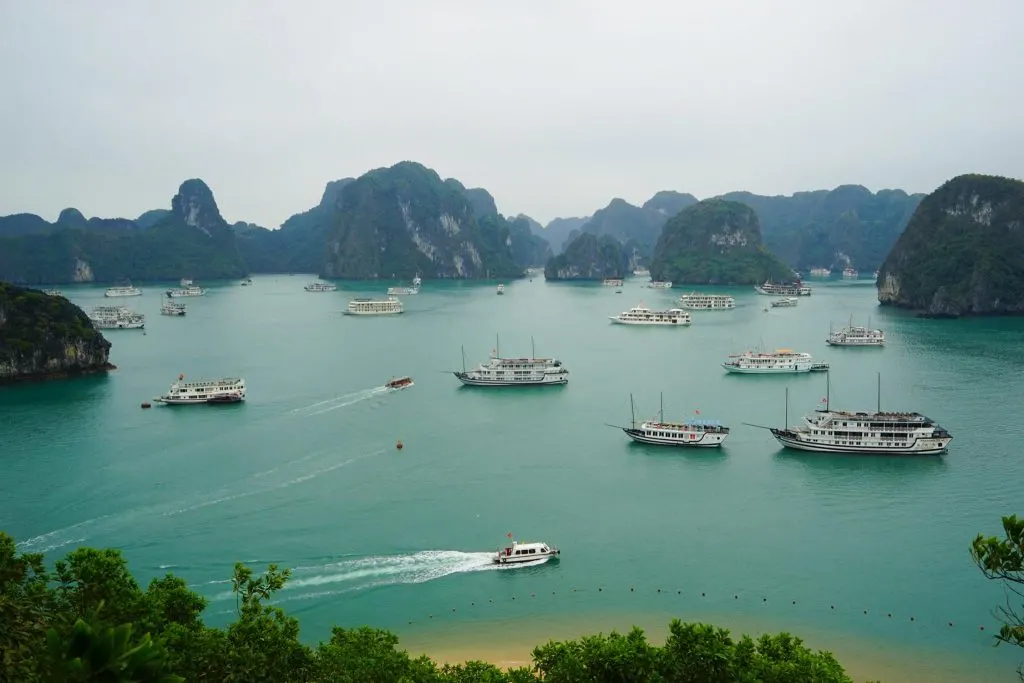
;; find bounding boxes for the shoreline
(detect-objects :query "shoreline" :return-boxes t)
[397,610,1015,682]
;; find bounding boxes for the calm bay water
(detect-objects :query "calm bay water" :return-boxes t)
[2,275,1023,681]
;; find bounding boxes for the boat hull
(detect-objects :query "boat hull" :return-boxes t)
[825,340,885,347]
[454,372,567,386]
[623,428,727,447]
[154,395,245,405]
[722,364,812,374]
[343,310,403,315]
[494,550,560,564]
[770,429,950,455]
[609,317,690,326]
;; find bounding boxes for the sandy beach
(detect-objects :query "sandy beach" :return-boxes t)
[398,610,1016,683]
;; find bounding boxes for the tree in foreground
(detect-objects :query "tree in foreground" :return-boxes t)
[1,531,855,682]
[972,513,1024,680]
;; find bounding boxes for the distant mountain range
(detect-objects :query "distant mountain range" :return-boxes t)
[0,162,924,285]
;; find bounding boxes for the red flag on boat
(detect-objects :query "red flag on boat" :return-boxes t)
[507,532,513,538]
[695,409,700,415]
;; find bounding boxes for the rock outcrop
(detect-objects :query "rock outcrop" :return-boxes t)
[322,162,521,279]
[0,283,113,383]
[544,233,627,280]
[877,174,1024,317]
[649,199,792,284]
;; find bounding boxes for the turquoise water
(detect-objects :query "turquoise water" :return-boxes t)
[2,276,1023,680]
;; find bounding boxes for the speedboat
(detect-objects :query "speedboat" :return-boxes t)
[493,538,560,564]
[385,376,414,391]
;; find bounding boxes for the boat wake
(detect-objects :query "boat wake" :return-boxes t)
[210,550,549,603]
[290,386,390,417]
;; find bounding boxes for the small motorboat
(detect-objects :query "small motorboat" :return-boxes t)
[496,284,505,295]
[493,538,560,565]
[385,376,414,391]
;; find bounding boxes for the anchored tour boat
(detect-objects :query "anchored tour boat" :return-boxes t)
[827,319,885,346]
[160,299,186,316]
[646,280,673,289]
[755,279,811,297]
[454,336,568,387]
[89,305,145,330]
[153,375,247,405]
[104,281,142,298]
[494,536,560,564]
[43,288,63,297]
[387,285,420,296]
[240,277,253,286]
[771,297,799,308]
[305,281,337,292]
[613,393,730,448]
[723,349,814,374]
[166,280,206,297]
[345,297,403,315]
[496,283,505,295]
[385,376,414,391]
[809,267,831,278]
[678,292,735,310]
[603,278,624,287]
[756,373,952,456]
[842,267,859,279]
[609,305,690,326]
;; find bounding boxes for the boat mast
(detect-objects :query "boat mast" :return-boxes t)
[877,371,881,413]
[660,392,664,423]
[461,345,466,372]
[531,335,535,360]
[785,387,789,427]
[630,393,636,429]
[826,369,830,410]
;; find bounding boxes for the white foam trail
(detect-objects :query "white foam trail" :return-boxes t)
[290,386,387,415]
[303,388,388,417]
[209,550,549,602]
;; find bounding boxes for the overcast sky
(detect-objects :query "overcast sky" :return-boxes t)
[1,0,1022,227]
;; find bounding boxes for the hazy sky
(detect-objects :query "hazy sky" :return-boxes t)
[1,0,1022,227]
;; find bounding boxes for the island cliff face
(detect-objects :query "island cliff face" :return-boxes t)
[322,162,521,279]
[877,174,1024,317]
[0,283,113,383]
[649,199,792,284]
[544,233,627,280]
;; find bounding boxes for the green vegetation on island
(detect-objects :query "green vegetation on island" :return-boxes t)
[877,174,1024,317]
[0,531,858,682]
[544,232,628,280]
[649,199,793,285]
[0,282,112,383]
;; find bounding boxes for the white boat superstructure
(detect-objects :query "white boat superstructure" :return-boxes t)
[617,393,730,447]
[722,349,813,373]
[89,305,145,329]
[240,277,253,286]
[827,322,885,346]
[305,281,337,292]
[646,280,673,289]
[494,539,560,564]
[345,297,403,315]
[161,300,186,316]
[603,278,624,287]
[43,289,63,297]
[104,282,142,298]
[809,267,831,277]
[633,268,650,277]
[496,284,505,295]
[678,292,735,310]
[755,280,811,296]
[154,376,246,405]
[454,337,567,386]
[771,297,799,308]
[842,267,859,279]
[388,285,420,296]
[609,305,690,326]
[166,284,206,297]
[767,375,952,455]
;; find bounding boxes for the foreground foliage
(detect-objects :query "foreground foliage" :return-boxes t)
[973,514,1024,680]
[1,532,854,682]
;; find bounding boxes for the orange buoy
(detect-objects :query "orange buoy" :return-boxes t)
[396,440,404,450]
[141,402,152,409]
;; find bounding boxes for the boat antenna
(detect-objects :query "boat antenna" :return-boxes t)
[630,393,636,429]
[660,392,664,423]
[785,386,789,427]
[461,345,466,372]
[826,369,831,410]
[496,333,500,358]
[877,371,881,413]
[531,335,535,360]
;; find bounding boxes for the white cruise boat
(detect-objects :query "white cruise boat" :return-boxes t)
[809,267,831,277]
[388,284,420,296]
[166,284,206,297]
[304,281,337,292]
[603,278,624,287]
[454,337,567,386]
[161,299,186,316]
[89,305,145,330]
[609,305,690,326]
[722,349,813,373]
[678,292,735,310]
[615,393,729,448]
[632,268,650,278]
[240,277,253,286]
[771,297,799,308]
[345,296,403,315]
[494,537,560,564]
[496,283,505,295]
[765,375,952,455]
[43,289,63,297]
[827,320,885,346]
[104,281,142,298]
[754,279,811,296]
[646,280,673,289]
[842,267,859,279]
[153,375,246,405]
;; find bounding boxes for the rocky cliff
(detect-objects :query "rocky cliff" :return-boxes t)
[322,162,521,279]
[544,233,627,280]
[0,283,113,383]
[649,199,792,284]
[877,174,1024,317]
